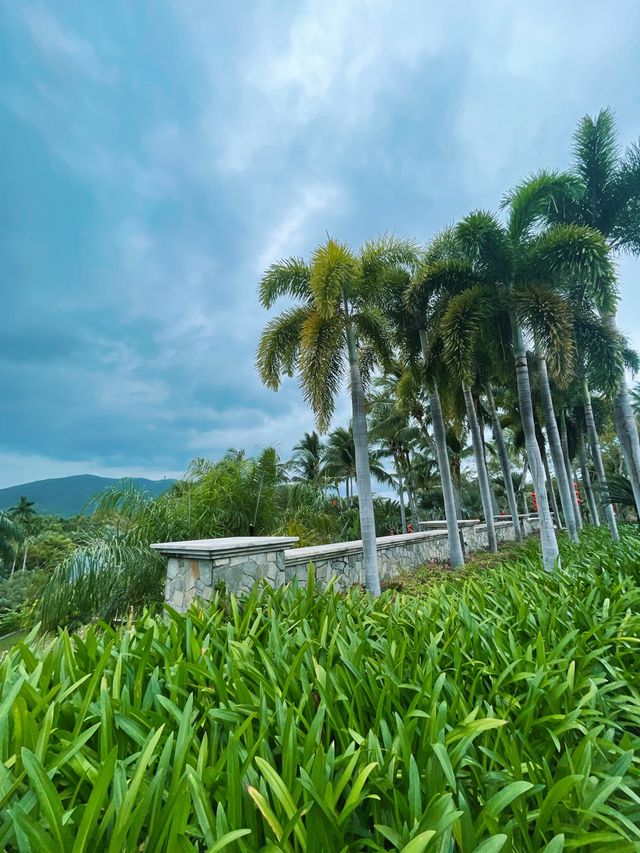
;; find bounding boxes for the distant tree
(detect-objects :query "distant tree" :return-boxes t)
[289,432,326,484]
[10,497,36,534]
[0,511,23,575]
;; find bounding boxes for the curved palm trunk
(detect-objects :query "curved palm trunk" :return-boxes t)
[536,354,579,541]
[512,322,559,571]
[486,386,522,540]
[419,330,464,567]
[346,325,380,595]
[613,381,640,515]
[577,426,599,526]
[560,409,583,532]
[463,384,497,552]
[541,445,561,529]
[581,383,619,541]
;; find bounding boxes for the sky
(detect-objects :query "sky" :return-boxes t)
[1,0,639,489]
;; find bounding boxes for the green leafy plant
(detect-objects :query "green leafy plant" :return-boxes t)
[1,527,639,850]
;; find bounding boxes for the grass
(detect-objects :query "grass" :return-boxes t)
[0,526,639,851]
[0,630,25,656]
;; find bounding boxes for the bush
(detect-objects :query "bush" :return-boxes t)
[0,527,639,850]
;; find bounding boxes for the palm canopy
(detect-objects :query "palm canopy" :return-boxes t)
[322,424,392,487]
[288,431,325,483]
[546,108,640,253]
[257,236,418,432]
[0,510,23,567]
[413,176,621,391]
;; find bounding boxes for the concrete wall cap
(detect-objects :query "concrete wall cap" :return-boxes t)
[151,536,299,559]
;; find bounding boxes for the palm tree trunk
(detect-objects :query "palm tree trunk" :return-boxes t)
[419,331,465,567]
[511,321,559,570]
[486,385,522,540]
[395,455,407,534]
[577,426,599,526]
[613,379,640,515]
[463,384,497,551]
[346,324,380,594]
[541,445,561,529]
[602,312,640,513]
[406,475,420,527]
[477,400,500,516]
[560,409,583,532]
[581,382,619,541]
[536,354,579,541]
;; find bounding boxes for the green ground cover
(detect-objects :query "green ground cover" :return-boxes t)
[0,527,639,851]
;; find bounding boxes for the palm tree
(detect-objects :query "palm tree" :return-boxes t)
[392,251,470,568]
[452,176,604,570]
[368,389,422,533]
[323,424,391,500]
[257,236,416,594]
[9,496,36,534]
[0,511,23,574]
[548,109,640,512]
[289,431,325,484]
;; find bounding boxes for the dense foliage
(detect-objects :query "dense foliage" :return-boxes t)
[1,527,639,850]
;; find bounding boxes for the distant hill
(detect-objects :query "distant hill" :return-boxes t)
[0,475,176,518]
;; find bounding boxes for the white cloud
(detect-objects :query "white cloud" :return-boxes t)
[212,0,447,172]
[21,4,117,83]
[256,182,344,272]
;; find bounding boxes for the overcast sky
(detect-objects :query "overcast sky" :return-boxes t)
[1,1,639,488]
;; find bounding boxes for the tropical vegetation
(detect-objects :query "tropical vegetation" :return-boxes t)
[1,526,639,850]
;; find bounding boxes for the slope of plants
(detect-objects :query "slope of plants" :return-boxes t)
[1,527,639,851]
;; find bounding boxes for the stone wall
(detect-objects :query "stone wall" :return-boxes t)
[154,518,540,612]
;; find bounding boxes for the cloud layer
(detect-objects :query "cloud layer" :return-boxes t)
[1,0,639,487]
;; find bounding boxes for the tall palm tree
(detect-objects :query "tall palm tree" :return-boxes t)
[548,109,640,512]
[452,175,604,570]
[368,389,421,533]
[402,269,466,568]
[257,236,416,595]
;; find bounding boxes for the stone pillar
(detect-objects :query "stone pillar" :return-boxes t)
[151,536,298,612]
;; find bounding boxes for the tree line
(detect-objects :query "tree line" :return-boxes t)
[257,108,640,593]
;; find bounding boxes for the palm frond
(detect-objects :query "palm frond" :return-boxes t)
[572,108,619,208]
[359,234,419,280]
[259,258,311,308]
[454,211,512,282]
[440,286,491,384]
[310,239,357,319]
[256,305,311,389]
[502,171,581,245]
[299,310,346,432]
[406,258,476,315]
[610,139,640,252]
[353,305,394,369]
[574,309,626,396]
[512,283,575,385]
[525,224,617,314]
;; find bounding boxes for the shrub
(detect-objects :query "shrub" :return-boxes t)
[0,527,639,850]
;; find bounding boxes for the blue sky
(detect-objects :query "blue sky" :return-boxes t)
[1,0,639,488]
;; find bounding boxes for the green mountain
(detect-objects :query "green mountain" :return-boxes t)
[0,475,175,518]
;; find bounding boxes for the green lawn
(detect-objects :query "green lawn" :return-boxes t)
[0,527,639,851]
[0,630,25,656]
